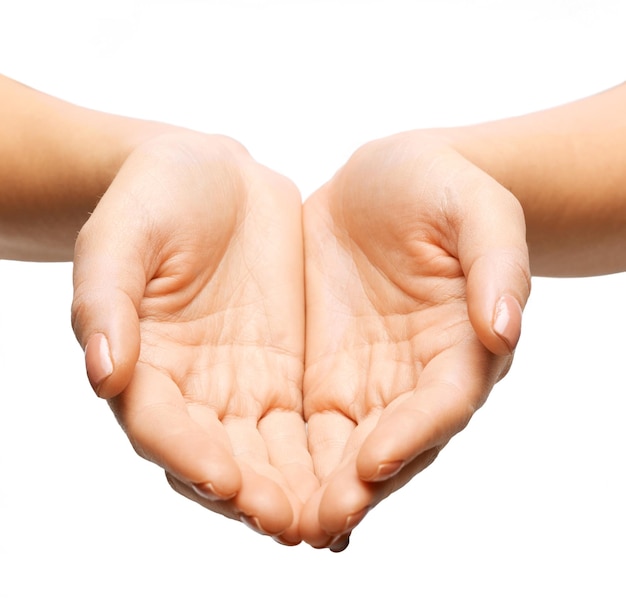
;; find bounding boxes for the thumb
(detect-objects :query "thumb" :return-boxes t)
[71,197,150,400]
[456,171,531,356]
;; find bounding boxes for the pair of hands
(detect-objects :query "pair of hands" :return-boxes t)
[71,130,530,550]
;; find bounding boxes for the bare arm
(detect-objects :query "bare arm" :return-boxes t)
[0,74,316,542]
[435,82,626,276]
[298,83,626,548]
[0,74,173,260]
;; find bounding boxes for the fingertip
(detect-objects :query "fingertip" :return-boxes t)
[73,284,142,399]
[84,332,113,397]
[298,490,330,548]
[472,291,525,357]
[329,533,351,553]
[191,481,239,502]
[233,467,296,537]
[466,254,529,356]
[355,419,416,482]
[83,327,140,399]
[240,515,276,536]
[357,457,405,482]
[492,294,523,353]
[165,442,243,506]
[272,535,302,547]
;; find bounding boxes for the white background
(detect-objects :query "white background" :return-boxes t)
[1,1,625,598]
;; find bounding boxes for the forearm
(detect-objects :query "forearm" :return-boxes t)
[0,75,175,261]
[434,82,626,277]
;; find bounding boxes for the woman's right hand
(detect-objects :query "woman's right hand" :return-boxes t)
[71,131,318,545]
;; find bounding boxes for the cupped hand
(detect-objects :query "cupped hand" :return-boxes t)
[299,132,531,549]
[71,132,317,544]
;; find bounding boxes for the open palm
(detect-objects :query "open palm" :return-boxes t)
[72,133,317,544]
[300,134,530,549]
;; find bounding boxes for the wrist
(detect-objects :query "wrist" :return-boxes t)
[0,75,179,260]
[420,103,626,275]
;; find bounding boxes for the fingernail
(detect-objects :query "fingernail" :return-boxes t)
[370,460,404,481]
[191,482,233,502]
[342,506,370,532]
[85,333,113,396]
[492,295,522,352]
[272,535,299,547]
[240,515,271,536]
[329,534,350,553]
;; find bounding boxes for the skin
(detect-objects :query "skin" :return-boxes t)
[71,133,318,544]
[0,76,167,260]
[299,135,529,548]
[1,74,318,544]
[2,73,626,550]
[299,81,626,548]
[437,80,626,277]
